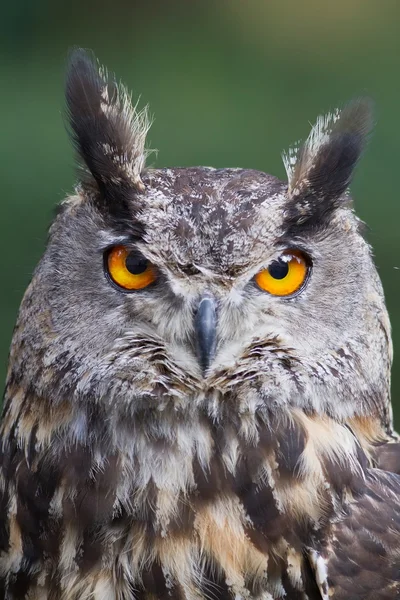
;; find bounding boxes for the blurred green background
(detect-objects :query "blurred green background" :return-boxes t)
[0,0,399,426]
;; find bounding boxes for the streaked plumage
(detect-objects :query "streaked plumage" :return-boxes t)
[0,49,399,599]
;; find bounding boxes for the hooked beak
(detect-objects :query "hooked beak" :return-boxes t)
[194,294,217,377]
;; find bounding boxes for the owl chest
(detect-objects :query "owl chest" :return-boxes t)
[45,433,313,599]
[2,405,326,599]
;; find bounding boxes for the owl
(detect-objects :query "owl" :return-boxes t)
[0,48,399,600]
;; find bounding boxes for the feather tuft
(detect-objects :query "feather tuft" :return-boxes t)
[281,98,373,233]
[65,48,152,196]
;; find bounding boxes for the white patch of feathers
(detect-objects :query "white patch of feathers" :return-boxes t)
[98,70,152,189]
[282,108,341,193]
[307,549,329,600]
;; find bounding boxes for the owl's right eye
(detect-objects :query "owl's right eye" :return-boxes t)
[105,245,157,291]
[255,250,310,296]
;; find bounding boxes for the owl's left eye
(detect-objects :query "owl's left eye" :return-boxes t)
[105,245,157,291]
[255,250,310,297]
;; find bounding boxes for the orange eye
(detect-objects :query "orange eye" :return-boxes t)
[106,245,156,290]
[255,250,309,297]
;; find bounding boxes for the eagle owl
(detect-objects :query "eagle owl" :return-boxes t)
[0,49,399,600]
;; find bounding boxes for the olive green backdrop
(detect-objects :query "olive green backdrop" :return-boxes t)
[1,0,399,425]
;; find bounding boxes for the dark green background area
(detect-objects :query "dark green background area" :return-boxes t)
[0,0,399,425]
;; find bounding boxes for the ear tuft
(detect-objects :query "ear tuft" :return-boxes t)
[282,98,373,227]
[65,48,151,195]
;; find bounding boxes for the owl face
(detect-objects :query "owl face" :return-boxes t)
[11,51,391,425]
[33,168,388,420]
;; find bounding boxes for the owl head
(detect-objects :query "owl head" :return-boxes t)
[10,49,392,431]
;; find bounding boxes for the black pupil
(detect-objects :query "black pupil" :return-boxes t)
[268,258,289,280]
[125,253,148,275]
